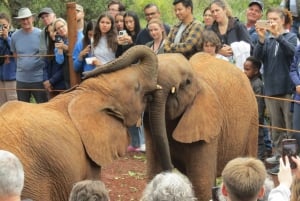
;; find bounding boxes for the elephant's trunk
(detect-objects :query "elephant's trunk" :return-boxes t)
[148,88,174,171]
[82,45,158,80]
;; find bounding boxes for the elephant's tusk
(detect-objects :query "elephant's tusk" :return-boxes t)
[156,84,162,89]
[171,86,176,94]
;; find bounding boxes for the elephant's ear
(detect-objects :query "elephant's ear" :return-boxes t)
[68,92,128,167]
[173,81,223,143]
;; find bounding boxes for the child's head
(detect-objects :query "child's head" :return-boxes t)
[243,56,262,79]
[202,30,222,56]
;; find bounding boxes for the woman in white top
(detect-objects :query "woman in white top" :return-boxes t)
[92,12,118,66]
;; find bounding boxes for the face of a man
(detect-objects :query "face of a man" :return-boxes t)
[76,10,84,22]
[40,13,56,26]
[246,4,263,23]
[108,4,119,18]
[19,16,34,31]
[144,6,160,22]
[174,2,191,22]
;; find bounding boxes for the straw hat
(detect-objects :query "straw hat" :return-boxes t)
[14,7,35,19]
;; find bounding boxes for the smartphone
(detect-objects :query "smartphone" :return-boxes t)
[256,20,271,29]
[0,24,3,31]
[118,30,127,36]
[282,139,298,169]
[211,186,220,201]
[55,34,63,43]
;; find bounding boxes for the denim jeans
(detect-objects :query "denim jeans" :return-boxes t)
[128,125,145,148]
[16,81,48,103]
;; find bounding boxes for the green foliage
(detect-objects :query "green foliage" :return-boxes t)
[0,0,284,29]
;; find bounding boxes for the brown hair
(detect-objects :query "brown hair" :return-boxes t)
[222,157,266,201]
[209,0,233,18]
[202,30,222,52]
[291,177,300,201]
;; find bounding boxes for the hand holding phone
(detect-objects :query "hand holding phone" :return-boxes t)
[282,139,298,169]
[256,20,271,29]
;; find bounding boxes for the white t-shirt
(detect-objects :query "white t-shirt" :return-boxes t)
[94,36,116,65]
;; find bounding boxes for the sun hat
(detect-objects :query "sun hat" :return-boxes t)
[38,7,54,18]
[248,0,264,12]
[14,7,35,19]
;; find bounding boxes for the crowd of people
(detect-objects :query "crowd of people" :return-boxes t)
[1,0,300,200]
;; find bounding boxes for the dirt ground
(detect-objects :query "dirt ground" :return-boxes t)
[101,152,147,201]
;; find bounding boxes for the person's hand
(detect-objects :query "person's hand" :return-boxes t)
[117,35,133,45]
[79,45,91,60]
[291,156,300,178]
[278,156,293,188]
[55,41,68,53]
[0,25,9,39]
[268,21,281,38]
[43,80,53,92]
[296,85,300,95]
[219,44,233,57]
[255,25,267,43]
[92,58,102,66]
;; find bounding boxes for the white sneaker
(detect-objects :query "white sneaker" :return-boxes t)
[139,144,146,152]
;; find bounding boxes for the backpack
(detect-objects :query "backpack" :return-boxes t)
[0,39,10,66]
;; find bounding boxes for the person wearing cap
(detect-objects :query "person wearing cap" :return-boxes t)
[76,4,85,42]
[280,0,300,39]
[38,7,56,55]
[11,7,48,103]
[164,0,203,59]
[246,0,264,46]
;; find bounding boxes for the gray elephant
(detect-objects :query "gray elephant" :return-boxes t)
[144,53,258,200]
[0,46,158,201]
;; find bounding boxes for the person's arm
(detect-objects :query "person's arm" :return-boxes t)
[72,41,85,72]
[163,22,202,55]
[289,46,300,90]
[268,156,292,201]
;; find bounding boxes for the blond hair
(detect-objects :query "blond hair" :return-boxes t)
[148,18,167,39]
[222,157,267,201]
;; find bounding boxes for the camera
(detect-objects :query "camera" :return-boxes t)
[256,20,271,29]
[55,34,63,43]
[118,30,127,36]
[282,139,298,169]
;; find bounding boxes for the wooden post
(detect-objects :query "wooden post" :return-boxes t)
[66,2,81,87]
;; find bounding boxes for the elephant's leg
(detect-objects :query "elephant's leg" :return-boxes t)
[185,140,218,201]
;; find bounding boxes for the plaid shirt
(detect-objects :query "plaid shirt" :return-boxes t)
[164,19,203,59]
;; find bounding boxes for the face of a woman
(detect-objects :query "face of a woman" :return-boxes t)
[124,16,135,32]
[148,23,163,40]
[210,3,227,23]
[55,21,67,37]
[203,9,214,26]
[115,15,124,31]
[99,16,112,34]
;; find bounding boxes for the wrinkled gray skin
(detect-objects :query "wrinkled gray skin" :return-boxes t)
[145,53,258,201]
[0,46,159,201]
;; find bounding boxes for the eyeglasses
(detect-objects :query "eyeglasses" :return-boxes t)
[145,12,157,17]
[56,24,65,31]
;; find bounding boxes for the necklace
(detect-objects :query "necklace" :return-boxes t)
[152,39,164,54]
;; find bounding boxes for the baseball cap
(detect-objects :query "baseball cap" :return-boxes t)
[76,4,84,12]
[248,0,264,11]
[38,7,54,18]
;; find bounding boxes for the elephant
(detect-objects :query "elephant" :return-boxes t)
[0,46,158,201]
[144,52,258,201]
